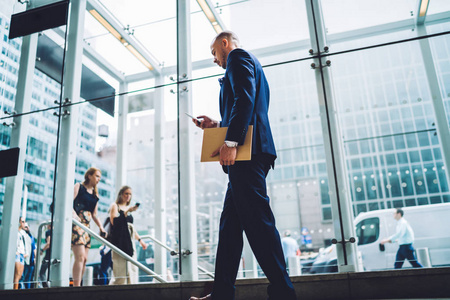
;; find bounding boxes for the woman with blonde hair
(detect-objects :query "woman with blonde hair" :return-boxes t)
[109,186,147,284]
[72,167,106,286]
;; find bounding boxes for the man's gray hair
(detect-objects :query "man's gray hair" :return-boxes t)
[214,30,240,47]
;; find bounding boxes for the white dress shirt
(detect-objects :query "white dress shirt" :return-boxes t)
[389,218,415,245]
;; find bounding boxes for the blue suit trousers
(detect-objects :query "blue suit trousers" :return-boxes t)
[211,155,296,300]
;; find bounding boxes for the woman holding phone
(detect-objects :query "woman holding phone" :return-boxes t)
[108,186,147,285]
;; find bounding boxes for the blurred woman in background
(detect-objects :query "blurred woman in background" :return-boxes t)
[109,186,147,285]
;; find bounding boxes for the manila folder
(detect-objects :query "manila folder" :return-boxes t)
[201,125,253,162]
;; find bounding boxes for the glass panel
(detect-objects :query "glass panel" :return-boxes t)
[190,73,225,279]
[0,0,68,288]
[192,50,336,277]
[320,0,449,54]
[321,0,414,35]
[190,0,311,69]
[427,0,450,15]
[0,107,60,288]
[428,30,450,126]
[124,83,180,282]
[72,101,118,285]
[332,39,450,271]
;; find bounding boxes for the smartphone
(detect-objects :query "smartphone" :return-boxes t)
[100,231,106,238]
[135,202,140,207]
[185,112,201,125]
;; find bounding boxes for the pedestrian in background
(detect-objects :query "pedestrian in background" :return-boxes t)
[380,208,423,269]
[14,217,26,289]
[281,230,300,271]
[21,222,36,289]
[39,223,52,288]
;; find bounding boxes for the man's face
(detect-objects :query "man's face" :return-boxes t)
[211,39,228,70]
[393,212,401,220]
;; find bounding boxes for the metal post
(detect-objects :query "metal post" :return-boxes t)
[0,32,38,290]
[22,186,28,220]
[305,0,360,272]
[154,75,167,279]
[416,25,450,183]
[177,0,198,281]
[50,0,85,287]
[116,81,128,189]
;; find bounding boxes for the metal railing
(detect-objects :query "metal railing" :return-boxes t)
[33,220,51,288]
[72,219,167,283]
[33,219,166,285]
[33,219,214,287]
[139,234,214,279]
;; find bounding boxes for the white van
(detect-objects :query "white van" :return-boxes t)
[308,203,450,272]
[355,202,450,270]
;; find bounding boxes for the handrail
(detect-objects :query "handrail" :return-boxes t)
[139,234,178,256]
[33,220,215,286]
[33,220,51,288]
[33,219,166,285]
[72,219,167,283]
[197,265,215,279]
[139,234,214,279]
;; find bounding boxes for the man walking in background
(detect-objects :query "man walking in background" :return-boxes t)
[381,208,423,269]
[281,230,300,272]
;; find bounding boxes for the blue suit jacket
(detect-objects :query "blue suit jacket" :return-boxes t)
[219,48,277,163]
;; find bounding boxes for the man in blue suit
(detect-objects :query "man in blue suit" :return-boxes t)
[190,31,296,300]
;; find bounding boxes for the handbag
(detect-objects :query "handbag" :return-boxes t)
[102,217,113,242]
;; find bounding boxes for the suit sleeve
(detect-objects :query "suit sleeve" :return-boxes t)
[225,50,256,144]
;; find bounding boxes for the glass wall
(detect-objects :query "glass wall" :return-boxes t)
[0,0,449,290]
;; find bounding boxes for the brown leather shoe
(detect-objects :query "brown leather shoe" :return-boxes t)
[189,294,212,300]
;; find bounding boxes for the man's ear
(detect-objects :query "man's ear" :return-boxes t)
[222,38,228,48]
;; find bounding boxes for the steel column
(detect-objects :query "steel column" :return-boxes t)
[177,0,198,281]
[50,0,85,287]
[154,75,167,279]
[417,25,450,188]
[305,0,360,272]
[116,82,128,189]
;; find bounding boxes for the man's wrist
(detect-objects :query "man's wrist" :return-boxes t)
[224,140,238,148]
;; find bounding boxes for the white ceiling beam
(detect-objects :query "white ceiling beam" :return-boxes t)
[53,27,125,82]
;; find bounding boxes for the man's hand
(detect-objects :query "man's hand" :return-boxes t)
[196,115,218,129]
[211,143,237,166]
